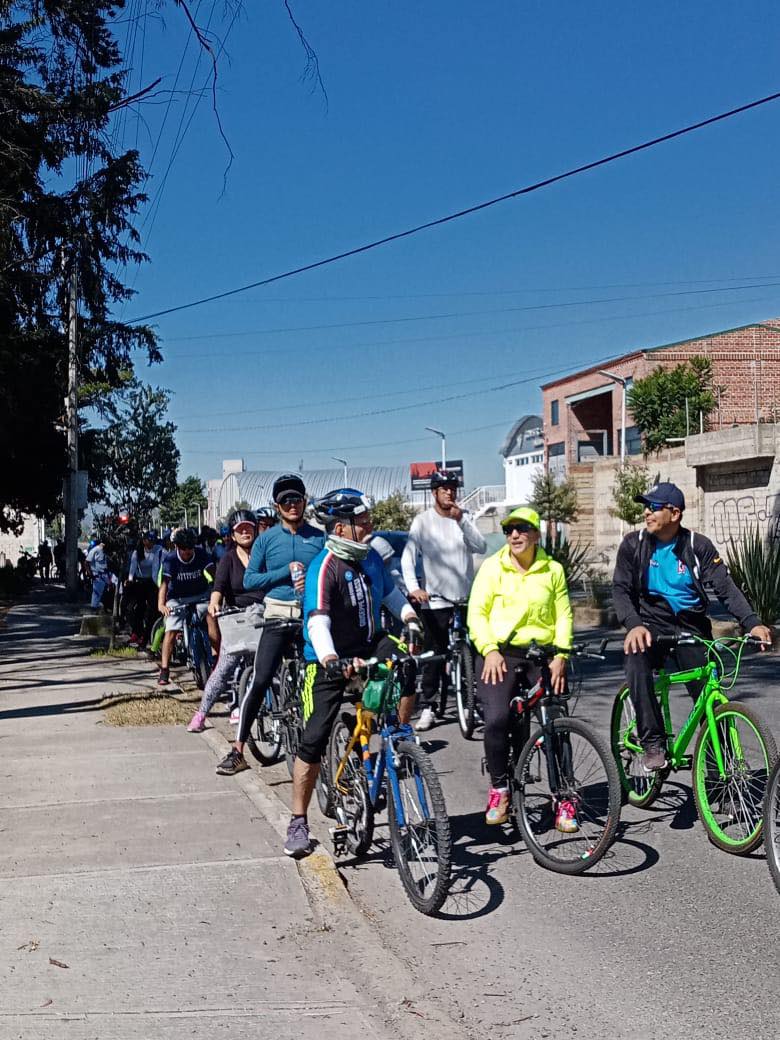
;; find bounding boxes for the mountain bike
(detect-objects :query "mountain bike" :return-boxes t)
[168,602,214,689]
[423,594,478,738]
[611,633,777,855]
[507,641,620,873]
[327,651,452,915]
[243,619,304,773]
[763,757,780,895]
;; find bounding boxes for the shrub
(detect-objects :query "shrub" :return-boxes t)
[726,528,780,625]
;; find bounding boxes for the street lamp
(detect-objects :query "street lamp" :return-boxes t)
[597,370,628,465]
[424,426,446,471]
[331,457,348,484]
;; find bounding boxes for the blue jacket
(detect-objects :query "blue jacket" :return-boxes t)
[243,522,324,602]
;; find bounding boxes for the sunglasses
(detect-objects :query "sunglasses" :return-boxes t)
[277,493,304,507]
[645,502,673,513]
[504,522,537,535]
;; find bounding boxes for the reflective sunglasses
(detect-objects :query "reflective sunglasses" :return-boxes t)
[503,521,537,535]
[645,502,672,513]
[277,493,304,507]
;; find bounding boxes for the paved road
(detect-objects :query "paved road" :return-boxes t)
[260,639,780,1040]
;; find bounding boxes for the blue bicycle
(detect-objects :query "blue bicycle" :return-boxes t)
[169,603,214,690]
[327,651,452,915]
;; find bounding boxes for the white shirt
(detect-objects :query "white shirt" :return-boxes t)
[401,508,486,608]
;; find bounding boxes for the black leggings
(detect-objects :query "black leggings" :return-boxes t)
[128,579,158,643]
[237,626,293,744]
[623,636,707,750]
[419,607,453,707]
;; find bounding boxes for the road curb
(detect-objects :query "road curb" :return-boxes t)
[198,725,471,1040]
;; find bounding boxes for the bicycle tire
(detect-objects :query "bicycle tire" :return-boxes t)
[763,757,780,894]
[190,627,209,690]
[514,716,621,874]
[279,660,303,776]
[692,701,777,855]
[454,644,477,740]
[244,666,284,766]
[387,740,451,915]
[328,720,373,854]
[610,685,666,809]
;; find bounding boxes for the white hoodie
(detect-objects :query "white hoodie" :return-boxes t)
[401,508,486,608]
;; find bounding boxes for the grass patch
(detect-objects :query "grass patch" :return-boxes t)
[100,689,199,727]
[90,646,141,659]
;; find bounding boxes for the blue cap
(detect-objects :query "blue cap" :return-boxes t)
[634,482,685,511]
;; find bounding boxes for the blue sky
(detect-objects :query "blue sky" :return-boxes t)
[118,1,780,490]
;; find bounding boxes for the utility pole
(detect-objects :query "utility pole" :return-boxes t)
[65,264,80,601]
[425,427,446,471]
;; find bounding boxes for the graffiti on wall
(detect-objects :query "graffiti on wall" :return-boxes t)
[711,493,780,544]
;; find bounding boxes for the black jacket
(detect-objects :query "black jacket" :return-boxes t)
[612,525,761,636]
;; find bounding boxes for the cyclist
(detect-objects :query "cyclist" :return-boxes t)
[468,507,573,829]
[255,506,277,533]
[187,510,264,732]
[85,537,110,610]
[215,474,324,775]
[127,531,163,649]
[401,470,486,730]
[157,528,216,687]
[613,481,772,772]
[284,489,422,858]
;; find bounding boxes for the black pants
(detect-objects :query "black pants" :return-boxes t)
[623,635,707,751]
[128,579,158,644]
[297,633,414,765]
[419,607,453,708]
[237,625,294,744]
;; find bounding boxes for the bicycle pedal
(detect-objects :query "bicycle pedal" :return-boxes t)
[330,826,349,857]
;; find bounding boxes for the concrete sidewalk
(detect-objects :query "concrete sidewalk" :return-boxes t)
[0,588,466,1040]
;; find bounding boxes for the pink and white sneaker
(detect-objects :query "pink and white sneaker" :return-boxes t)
[187,711,206,733]
[555,799,579,833]
[229,707,240,726]
[485,787,510,826]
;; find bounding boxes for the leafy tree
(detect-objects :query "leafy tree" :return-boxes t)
[627,357,719,454]
[160,476,207,528]
[529,471,579,548]
[609,463,654,526]
[90,381,179,524]
[371,491,416,532]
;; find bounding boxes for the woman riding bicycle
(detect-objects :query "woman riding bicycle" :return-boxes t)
[467,507,573,827]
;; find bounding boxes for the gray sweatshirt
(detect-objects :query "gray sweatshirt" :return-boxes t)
[401,508,486,608]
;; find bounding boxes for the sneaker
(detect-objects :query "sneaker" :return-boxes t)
[157,669,170,687]
[284,816,312,859]
[415,707,436,732]
[216,748,249,776]
[555,799,579,833]
[485,787,510,825]
[128,633,140,646]
[642,745,668,772]
[229,707,240,726]
[187,711,206,733]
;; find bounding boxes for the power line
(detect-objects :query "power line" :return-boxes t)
[128,89,780,324]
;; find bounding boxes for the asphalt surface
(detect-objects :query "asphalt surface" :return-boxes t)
[260,637,780,1040]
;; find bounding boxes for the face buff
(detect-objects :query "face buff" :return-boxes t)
[325,533,371,563]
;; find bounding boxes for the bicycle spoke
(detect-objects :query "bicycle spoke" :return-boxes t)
[698,713,770,845]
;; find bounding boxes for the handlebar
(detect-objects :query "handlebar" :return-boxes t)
[324,650,447,679]
[508,639,609,666]
[426,593,469,608]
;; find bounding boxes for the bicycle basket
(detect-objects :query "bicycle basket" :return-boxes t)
[360,674,400,714]
[217,603,265,655]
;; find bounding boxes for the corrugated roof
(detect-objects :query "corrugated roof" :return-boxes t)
[216,467,411,514]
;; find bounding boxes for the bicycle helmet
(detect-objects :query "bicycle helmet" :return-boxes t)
[430,470,458,490]
[228,508,257,529]
[314,488,372,525]
[172,527,197,549]
[218,524,230,537]
[272,473,306,503]
[255,506,277,525]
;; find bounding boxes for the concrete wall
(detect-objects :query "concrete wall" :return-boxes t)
[0,516,43,568]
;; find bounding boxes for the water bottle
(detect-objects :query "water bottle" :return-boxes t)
[290,561,304,599]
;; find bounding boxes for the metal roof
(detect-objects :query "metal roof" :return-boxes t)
[498,415,543,458]
[216,467,411,516]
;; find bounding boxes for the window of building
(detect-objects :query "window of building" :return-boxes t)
[617,426,642,456]
[547,441,565,457]
[551,399,559,426]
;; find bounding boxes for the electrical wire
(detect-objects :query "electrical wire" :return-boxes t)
[128,89,780,324]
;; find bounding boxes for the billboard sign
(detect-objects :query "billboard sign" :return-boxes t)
[410,459,464,491]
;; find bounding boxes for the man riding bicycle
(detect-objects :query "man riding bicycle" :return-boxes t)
[284,489,422,859]
[613,481,772,772]
[157,528,216,686]
[468,507,574,829]
[401,469,486,731]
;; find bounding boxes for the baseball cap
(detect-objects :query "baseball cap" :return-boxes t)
[634,482,685,511]
[272,473,306,502]
[501,506,541,531]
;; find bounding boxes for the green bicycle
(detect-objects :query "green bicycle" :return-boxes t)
[611,633,777,855]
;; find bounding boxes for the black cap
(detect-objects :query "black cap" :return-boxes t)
[634,482,685,511]
[272,473,306,502]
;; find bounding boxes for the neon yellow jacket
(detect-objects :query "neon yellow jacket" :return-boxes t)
[467,545,573,655]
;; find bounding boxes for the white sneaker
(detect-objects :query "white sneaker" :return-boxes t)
[229,708,240,725]
[415,707,435,732]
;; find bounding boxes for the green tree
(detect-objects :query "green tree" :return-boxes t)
[90,381,180,524]
[160,476,207,528]
[371,491,416,532]
[529,471,579,548]
[609,463,654,526]
[627,357,719,454]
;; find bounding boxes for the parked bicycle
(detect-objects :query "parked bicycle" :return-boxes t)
[324,650,452,915]
[611,633,777,855]
[763,756,780,895]
[508,641,621,874]
[429,593,478,739]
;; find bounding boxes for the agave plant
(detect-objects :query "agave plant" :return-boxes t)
[726,527,780,625]
[543,535,592,588]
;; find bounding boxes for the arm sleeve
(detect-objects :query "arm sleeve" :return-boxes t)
[700,538,761,630]
[552,566,574,651]
[128,552,139,579]
[307,556,335,618]
[307,613,337,663]
[612,535,643,631]
[401,518,422,593]
[243,535,291,592]
[459,514,487,554]
[467,558,499,656]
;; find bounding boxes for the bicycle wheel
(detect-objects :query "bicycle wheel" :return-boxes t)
[190,627,210,689]
[244,666,284,766]
[764,758,780,894]
[610,685,666,809]
[279,660,303,776]
[387,740,451,915]
[692,701,777,855]
[328,719,373,855]
[453,644,477,740]
[513,716,621,874]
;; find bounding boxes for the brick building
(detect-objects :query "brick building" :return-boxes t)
[541,320,780,472]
